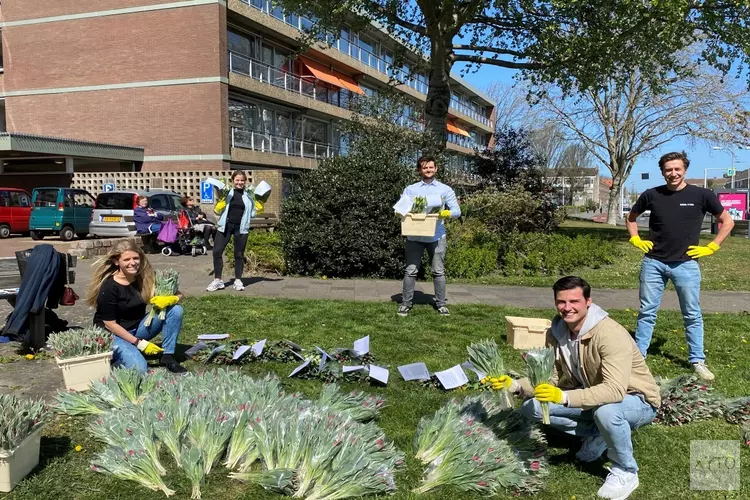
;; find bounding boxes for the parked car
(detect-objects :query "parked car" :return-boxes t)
[29,187,95,241]
[0,187,32,238]
[88,190,184,238]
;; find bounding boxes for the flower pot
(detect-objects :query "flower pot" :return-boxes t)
[505,316,552,349]
[0,425,44,492]
[401,213,439,237]
[55,351,113,391]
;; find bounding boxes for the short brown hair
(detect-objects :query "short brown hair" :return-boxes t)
[658,151,690,171]
[231,169,247,180]
[136,195,148,204]
[180,196,191,206]
[416,155,436,171]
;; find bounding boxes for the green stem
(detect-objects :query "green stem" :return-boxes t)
[542,402,550,425]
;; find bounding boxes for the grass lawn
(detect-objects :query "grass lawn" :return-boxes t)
[4,297,749,499]
[460,220,750,291]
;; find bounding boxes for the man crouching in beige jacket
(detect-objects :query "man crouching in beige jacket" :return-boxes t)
[502,276,660,500]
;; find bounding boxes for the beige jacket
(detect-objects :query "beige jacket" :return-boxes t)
[517,304,661,410]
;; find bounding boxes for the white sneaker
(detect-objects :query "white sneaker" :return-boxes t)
[233,279,245,291]
[693,362,715,381]
[597,466,639,499]
[576,435,608,462]
[206,279,225,292]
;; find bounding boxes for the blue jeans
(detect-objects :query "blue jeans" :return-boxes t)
[112,305,183,373]
[635,257,704,363]
[521,395,656,472]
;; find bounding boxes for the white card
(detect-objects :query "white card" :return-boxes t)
[435,365,469,389]
[368,364,389,384]
[185,342,209,358]
[289,359,311,378]
[315,346,332,358]
[233,345,252,361]
[198,333,230,341]
[461,361,487,380]
[319,353,328,369]
[393,195,413,216]
[343,365,366,373]
[254,180,271,198]
[425,194,443,209]
[204,177,226,190]
[290,350,305,360]
[251,339,266,356]
[353,336,370,356]
[397,362,430,381]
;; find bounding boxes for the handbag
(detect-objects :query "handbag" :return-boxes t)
[60,256,79,306]
[157,218,178,243]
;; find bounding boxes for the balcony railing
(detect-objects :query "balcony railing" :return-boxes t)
[231,127,339,160]
[238,0,492,127]
[228,52,361,109]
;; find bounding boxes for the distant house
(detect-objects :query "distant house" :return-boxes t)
[548,167,600,206]
[686,178,726,188]
[599,178,612,209]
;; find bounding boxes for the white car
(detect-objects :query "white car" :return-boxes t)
[89,190,183,238]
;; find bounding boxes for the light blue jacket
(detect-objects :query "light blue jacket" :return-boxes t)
[401,179,461,243]
[216,189,256,234]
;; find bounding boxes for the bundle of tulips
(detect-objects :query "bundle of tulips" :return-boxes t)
[55,368,402,499]
[413,394,548,495]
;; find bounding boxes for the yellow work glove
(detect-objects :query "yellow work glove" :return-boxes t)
[487,375,514,391]
[150,295,179,309]
[439,209,452,219]
[686,242,720,259]
[214,199,226,215]
[629,235,654,253]
[136,339,164,356]
[254,200,264,213]
[534,383,565,404]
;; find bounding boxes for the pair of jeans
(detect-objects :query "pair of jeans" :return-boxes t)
[212,223,248,279]
[401,237,447,308]
[521,394,656,472]
[635,257,704,363]
[112,304,183,373]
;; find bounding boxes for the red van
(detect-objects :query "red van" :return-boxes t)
[0,187,32,238]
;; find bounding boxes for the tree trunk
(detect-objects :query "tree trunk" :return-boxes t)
[424,37,452,153]
[606,176,623,225]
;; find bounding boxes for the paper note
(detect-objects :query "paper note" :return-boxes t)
[251,339,266,356]
[290,349,305,360]
[289,359,311,378]
[343,365,366,373]
[198,333,230,341]
[368,365,389,384]
[204,345,226,364]
[315,345,332,358]
[254,180,271,198]
[233,345,252,361]
[393,195,413,216]
[461,361,487,380]
[353,336,370,356]
[397,362,430,381]
[319,353,328,369]
[184,342,209,358]
[425,194,443,209]
[204,177,226,190]
[435,365,469,390]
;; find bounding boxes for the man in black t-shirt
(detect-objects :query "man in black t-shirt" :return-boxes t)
[626,151,734,381]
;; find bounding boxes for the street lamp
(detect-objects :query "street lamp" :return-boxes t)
[712,146,748,189]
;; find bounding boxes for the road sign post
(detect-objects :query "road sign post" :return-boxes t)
[103,183,115,193]
[200,181,214,204]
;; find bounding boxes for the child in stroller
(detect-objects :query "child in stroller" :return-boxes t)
[158,209,208,257]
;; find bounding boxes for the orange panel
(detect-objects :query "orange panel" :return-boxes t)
[299,56,345,89]
[446,120,471,137]
[333,70,366,95]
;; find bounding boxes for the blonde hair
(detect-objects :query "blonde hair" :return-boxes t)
[86,240,155,307]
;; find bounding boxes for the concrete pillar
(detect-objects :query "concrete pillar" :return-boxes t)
[65,157,74,173]
[251,168,283,215]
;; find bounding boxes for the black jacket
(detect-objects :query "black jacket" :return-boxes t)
[1,244,63,339]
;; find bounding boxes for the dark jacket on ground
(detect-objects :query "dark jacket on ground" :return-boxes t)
[134,207,163,234]
[1,245,62,340]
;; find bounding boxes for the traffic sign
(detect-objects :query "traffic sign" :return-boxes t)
[200,180,214,204]
[727,168,736,177]
[103,183,115,192]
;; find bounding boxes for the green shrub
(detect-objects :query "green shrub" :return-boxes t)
[499,232,622,276]
[225,231,285,274]
[419,219,499,280]
[465,185,563,237]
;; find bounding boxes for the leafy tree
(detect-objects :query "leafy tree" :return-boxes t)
[276,0,750,149]
[471,126,547,193]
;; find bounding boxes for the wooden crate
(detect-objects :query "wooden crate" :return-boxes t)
[401,213,439,237]
[505,316,552,349]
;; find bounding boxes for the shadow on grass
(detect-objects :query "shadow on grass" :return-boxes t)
[27,435,72,477]
[543,429,610,479]
[389,290,438,307]
[646,336,692,369]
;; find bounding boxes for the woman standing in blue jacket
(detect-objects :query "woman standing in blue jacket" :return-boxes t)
[206,170,256,292]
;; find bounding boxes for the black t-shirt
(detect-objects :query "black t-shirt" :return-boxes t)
[226,189,245,225]
[632,184,725,262]
[93,277,147,332]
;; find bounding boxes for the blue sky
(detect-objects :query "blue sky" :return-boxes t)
[454,63,748,194]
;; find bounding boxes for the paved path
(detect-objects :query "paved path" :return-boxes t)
[4,254,747,315]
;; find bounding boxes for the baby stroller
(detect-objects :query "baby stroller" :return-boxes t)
[158,211,208,257]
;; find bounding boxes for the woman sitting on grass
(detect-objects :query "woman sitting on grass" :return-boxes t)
[86,239,186,374]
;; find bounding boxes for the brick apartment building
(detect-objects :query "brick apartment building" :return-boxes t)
[0,0,495,213]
